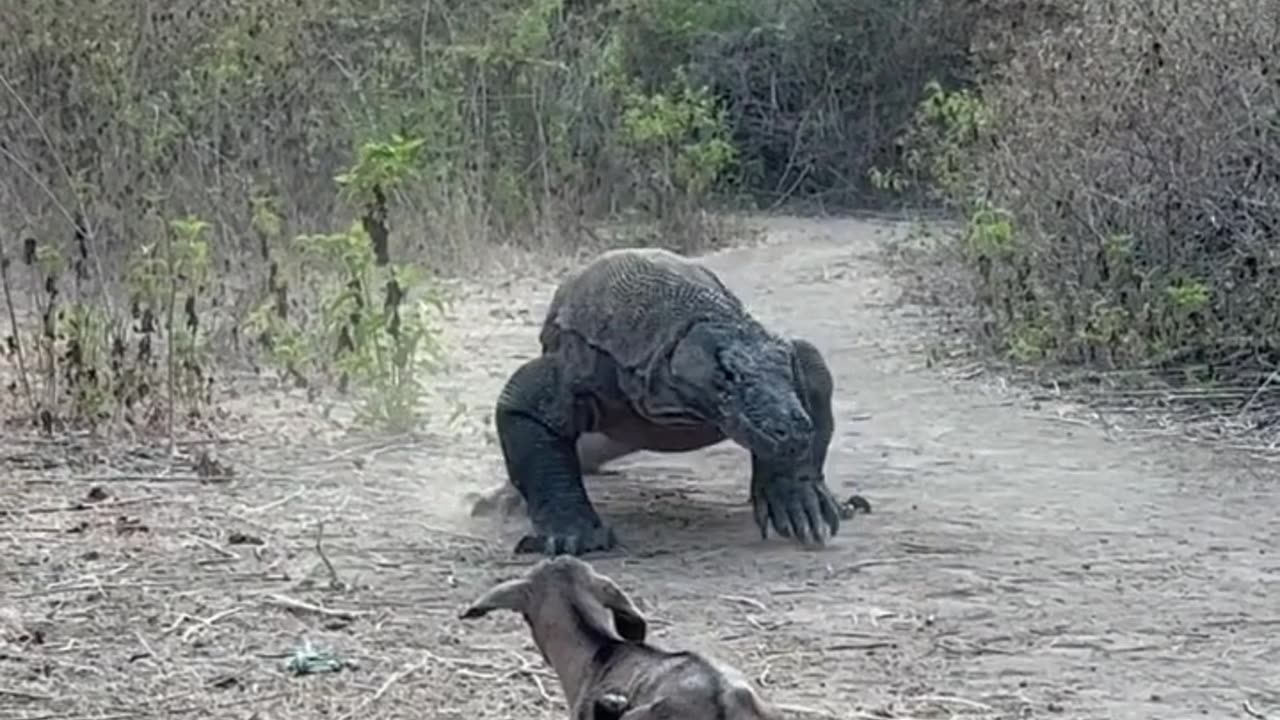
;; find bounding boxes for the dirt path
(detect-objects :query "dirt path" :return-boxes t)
[3,215,1277,720]
[427,216,1280,719]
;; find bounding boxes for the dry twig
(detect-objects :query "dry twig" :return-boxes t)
[315,520,345,589]
[337,655,430,720]
[261,593,369,620]
[1244,700,1270,720]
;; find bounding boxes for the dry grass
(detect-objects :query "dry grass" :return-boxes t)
[6,217,1279,720]
[0,410,522,720]
[0,390,1001,720]
[916,0,1280,387]
[883,220,1280,465]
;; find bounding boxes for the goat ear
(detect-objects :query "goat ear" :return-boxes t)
[459,577,530,619]
[593,576,648,642]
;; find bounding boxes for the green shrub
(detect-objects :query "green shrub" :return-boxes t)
[668,0,1013,207]
[246,135,446,433]
[902,0,1280,385]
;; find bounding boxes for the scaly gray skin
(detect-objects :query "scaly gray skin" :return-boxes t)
[494,247,860,556]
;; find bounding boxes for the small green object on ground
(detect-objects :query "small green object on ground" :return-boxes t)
[286,644,349,676]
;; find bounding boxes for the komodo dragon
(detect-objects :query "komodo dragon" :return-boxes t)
[492,247,868,556]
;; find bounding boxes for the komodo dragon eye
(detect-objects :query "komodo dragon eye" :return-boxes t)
[714,351,748,390]
[721,364,742,386]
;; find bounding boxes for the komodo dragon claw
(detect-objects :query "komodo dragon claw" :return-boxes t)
[750,469,841,546]
[515,523,620,557]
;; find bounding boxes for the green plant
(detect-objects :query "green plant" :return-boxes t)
[0,212,216,435]
[1008,318,1051,364]
[335,135,426,203]
[898,80,995,205]
[892,0,1280,408]
[123,215,216,431]
[297,224,444,429]
[247,135,446,433]
[617,77,737,235]
[1163,280,1210,317]
[964,204,1016,259]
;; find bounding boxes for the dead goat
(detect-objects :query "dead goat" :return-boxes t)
[459,555,781,720]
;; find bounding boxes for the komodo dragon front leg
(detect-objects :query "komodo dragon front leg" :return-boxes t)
[749,338,869,542]
[494,354,620,556]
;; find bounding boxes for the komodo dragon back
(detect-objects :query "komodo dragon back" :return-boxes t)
[540,248,753,370]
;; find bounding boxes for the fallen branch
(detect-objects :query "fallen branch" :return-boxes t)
[0,686,55,702]
[720,594,768,612]
[1243,700,1269,720]
[175,534,238,561]
[338,655,430,720]
[315,520,345,590]
[261,593,370,620]
[6,495,161,515]
[64,474,241,483]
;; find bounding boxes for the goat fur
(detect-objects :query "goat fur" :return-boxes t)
[460,556,782,720]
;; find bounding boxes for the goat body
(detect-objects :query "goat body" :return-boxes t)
[460,556,780,720]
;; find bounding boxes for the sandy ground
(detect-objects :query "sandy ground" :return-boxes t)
[2,216,1278,720]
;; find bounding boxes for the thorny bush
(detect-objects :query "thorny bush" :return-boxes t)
[898,0,1280,390]
[620,0,985,208]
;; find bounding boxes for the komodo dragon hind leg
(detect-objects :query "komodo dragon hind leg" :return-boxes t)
[495,355,619,556]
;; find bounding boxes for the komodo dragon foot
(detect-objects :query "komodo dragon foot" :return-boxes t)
[750,468,843,546]
[743,483,870,523]
[514,518,620,556]
[469,482,617,554]
[505,431,622,555]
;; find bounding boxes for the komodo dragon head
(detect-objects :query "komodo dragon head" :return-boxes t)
[667,321,814,461]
